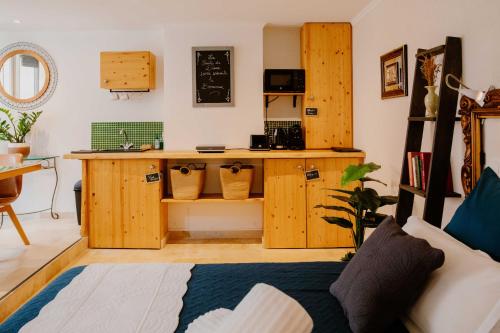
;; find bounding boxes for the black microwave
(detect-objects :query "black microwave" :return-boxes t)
[264,69,305,93]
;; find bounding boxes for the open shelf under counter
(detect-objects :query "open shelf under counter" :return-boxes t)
[161,193,264,203]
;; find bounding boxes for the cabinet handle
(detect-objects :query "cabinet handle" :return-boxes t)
[308,95,315,101]
[149,165,156,170]
[310,165,316,170]
[297,165,304,170]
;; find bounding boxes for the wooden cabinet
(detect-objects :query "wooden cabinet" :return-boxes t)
[87,159,166,249]
[301,23,352,149]
[264,157,362,249]
[264,159,307,248]
[306,157,361,248]
[100,51,156,91]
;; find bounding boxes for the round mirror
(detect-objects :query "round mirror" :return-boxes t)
[0,42,57,110]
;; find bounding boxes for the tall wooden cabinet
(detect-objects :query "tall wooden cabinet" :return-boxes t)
[87,159,167,249]
[264,157,362,248]
[301,23,353,149]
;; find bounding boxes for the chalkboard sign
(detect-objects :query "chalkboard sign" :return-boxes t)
[305,107,318,116]
[305,169,320,181]
[145,172,162,183]
[192,47,234,107]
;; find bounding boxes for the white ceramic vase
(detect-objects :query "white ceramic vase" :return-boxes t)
[8,142,30,157]
[424,86,439,117]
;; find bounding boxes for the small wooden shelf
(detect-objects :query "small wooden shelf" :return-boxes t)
[408,116,461,122]
[162,193,264,203]
[399,184,461,198]
[263,92,305,96]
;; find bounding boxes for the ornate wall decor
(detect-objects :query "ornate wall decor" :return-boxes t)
[460,89,500,195]
[0,42,58,110]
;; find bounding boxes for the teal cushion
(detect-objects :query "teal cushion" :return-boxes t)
[444,167,500,261]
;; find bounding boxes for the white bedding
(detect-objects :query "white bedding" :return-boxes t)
[186,283,313,333]
[20,263,194,333]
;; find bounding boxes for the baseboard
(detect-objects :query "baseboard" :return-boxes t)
[169,229,263,241]
[0,237,88,323]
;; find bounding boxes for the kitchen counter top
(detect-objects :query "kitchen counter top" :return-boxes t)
[64,149,365,160]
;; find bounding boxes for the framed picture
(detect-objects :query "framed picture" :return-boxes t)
[192,46,234,107]
[380,45,408,99]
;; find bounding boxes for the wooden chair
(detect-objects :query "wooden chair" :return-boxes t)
[0,153,29,245]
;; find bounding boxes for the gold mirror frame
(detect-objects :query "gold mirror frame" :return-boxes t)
[459,89,500,195]
[0,49,50,104]
[0,42,57,111]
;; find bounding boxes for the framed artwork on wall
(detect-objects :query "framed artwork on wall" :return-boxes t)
[380,45,408,99]
[192,46,234,107]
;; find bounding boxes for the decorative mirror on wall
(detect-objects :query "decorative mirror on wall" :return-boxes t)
[0,42,57,110]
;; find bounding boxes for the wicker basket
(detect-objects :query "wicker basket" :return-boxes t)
[170,164,206,200]
[220,162,254,200]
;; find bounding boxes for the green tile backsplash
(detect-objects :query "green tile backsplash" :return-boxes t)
[91,122,163,150]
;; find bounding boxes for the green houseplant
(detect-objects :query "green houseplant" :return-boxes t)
[0,107,42,157]
[315,162,398,261]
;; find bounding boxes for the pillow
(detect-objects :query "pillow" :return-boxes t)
[403,216,500,333]
[444,167,500,261]
[330,216,445,333]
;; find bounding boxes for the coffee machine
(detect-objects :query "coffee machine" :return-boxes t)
[287,124,305,150]
[272,128,288,150]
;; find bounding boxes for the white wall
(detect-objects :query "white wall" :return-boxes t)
[352,0,500,225]
[0,30,165,215]
[164,23,264,150]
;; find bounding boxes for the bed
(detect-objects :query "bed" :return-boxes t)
[0,262,409,333]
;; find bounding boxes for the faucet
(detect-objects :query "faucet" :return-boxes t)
[119,129,134,150]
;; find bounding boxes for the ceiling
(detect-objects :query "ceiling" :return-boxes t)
[0,0,373,31]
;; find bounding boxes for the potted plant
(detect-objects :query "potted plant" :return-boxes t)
[315,162,398,261]
[419,55,442,117]
[0,107,42,157]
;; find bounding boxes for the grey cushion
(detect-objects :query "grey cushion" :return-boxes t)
[330,216,445,333]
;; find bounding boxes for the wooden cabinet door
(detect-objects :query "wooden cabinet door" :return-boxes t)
[88,160,124,248]
[301,23,352,149]
[306,158,362,248]
[264,159,307,248]
[88,159,164,249]
[121,160,163,249]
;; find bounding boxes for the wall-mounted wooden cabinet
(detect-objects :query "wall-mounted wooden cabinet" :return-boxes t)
[301,23,352,149]
[87,159,166,249]
[264,157,362,248]
[100,51,156,91]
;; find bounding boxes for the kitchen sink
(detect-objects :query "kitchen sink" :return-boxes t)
[71,148,150,154]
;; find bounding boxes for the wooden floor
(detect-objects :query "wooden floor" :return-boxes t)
[72,239,352,266]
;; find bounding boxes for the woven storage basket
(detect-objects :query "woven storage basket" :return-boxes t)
[170,164,206,200]
[220,162,254,200]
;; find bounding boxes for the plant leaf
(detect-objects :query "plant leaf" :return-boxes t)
[359,177,387,186]
[380,195,399,207]
[314,205,357,217]
[341,162,381,186]
[325,188,356,195]
[363,212,388,228]
[351,188,381,212]
[321,216,353,228]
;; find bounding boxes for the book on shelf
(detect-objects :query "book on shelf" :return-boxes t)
[407,152,454,193]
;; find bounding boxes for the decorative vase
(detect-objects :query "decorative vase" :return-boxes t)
[424,85,439,117]
[8,142,30,157]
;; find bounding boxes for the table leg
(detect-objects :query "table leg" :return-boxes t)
[50,157,60,219]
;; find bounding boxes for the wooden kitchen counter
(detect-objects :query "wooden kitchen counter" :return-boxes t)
[64,149,365,160]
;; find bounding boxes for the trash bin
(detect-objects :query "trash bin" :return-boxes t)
[74,180,82,225]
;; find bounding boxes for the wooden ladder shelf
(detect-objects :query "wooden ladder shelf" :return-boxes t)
[395,36,462,227]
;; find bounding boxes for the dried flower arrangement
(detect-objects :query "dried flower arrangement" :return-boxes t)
[419,55,442,86]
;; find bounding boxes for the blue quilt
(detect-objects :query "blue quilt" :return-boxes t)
[0,262,407,333]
